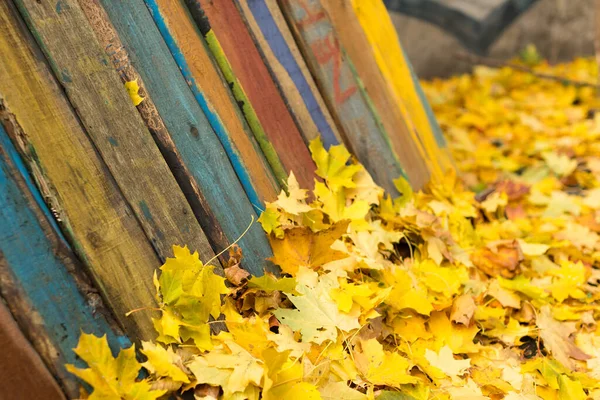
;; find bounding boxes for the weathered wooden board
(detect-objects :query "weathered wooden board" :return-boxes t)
[183,0,288,187]
[0,301,65,400]
[184,0,317,190]
[91,0,275,275]
[13,0,215,263]
[78,0,228,265]
[353,0,454,179]
[384,0,539,53]
[280,0,405,195]
[139,0,280,206]
[321,0,433,189]
[235,0,341,150]
[0,1,160,340]
[0,123,130,397]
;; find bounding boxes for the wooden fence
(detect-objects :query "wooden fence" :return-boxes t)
[0,0,451,397]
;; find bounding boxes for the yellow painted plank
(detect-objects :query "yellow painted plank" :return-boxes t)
[13,0,215,264]
[321,0,433,189]
[352,0,454,180]
[0,1,159,340]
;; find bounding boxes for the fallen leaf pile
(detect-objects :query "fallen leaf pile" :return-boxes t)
[70,58,600,399]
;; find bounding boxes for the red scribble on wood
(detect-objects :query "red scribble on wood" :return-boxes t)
[294,0,326,27]
[311,34,357,105]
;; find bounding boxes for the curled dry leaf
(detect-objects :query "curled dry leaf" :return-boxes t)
[451,294,477,325]
[471,240,523,278]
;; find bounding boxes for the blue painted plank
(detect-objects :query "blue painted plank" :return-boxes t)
[280,0,404,195]
[0,124,130,397]
[237,0,340,149]
[143,0,265,210]
[98,0,274,275]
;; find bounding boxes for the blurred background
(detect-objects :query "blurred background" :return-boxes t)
[390,0,594,78]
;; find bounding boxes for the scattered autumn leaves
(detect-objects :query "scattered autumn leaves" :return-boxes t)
[70,57,600,400]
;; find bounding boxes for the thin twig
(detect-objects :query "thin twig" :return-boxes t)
[454,52,600,89]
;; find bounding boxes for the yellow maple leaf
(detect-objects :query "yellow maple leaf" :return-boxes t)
[385,268,433,315]
[424,345,471,378]
[428,311,479,353]
[537,306,590,370]
[66,333,165,400]
[309,137,361,191]
[314,181,371,224]
[124,80,145,106]
[273,172,313,215]
[354,339,417,387]
[269,220,349,274]
[258,206,284,238]
[193,341,264,398]
[548,260,587,302]
[274,275,360,344]
[140,342,189,384]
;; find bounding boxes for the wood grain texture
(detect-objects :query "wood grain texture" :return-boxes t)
[236,0,342,149]
[0,1,160,340]
[279,0,405,195]
[321,0,433,190]
[187,0,317,190]
[183,0,288,187]
[77,0,228,269]
[93,0,275,275]
[352,0,454,179]
[0,301,65,400]
[0,123,130,397]
[13,0,215,263]
[139,0,280,206]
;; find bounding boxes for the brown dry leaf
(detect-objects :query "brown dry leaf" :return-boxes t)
[495,180,530,201]
[224,265,250,287]
[223,245,249,286]
[471,240,523,278]
[451,294,477,326]
[269,220,350,274]
[194,384,220,399]
[537,306,590,371]
[506,203,527,220]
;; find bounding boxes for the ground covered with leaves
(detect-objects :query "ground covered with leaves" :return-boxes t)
[70,58,600,399]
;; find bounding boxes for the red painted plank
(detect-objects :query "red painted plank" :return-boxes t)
[200,0,317,189]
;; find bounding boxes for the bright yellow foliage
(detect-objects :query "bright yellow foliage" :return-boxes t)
[70,57,600,399]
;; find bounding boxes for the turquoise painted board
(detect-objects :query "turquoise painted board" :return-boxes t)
[97,0,274,275]
[0,124,130,398]
[143,0,278,209]
[279,0,404,195]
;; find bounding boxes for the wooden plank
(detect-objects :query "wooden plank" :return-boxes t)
[183,0,289,187]
[77,0,228,268]
[90,0,275,275]
[235,0,342,150]
[279,0,406,195]
[180,0,317,190]
[0,1,160,340]
[321,0,434,189]
[0,301,65,400]
[13,0,215,263]
[130,0,281,206]
[353,0,454,179]
[0,123,130,397]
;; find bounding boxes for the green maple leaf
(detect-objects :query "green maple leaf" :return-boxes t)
[247,273,297,293]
